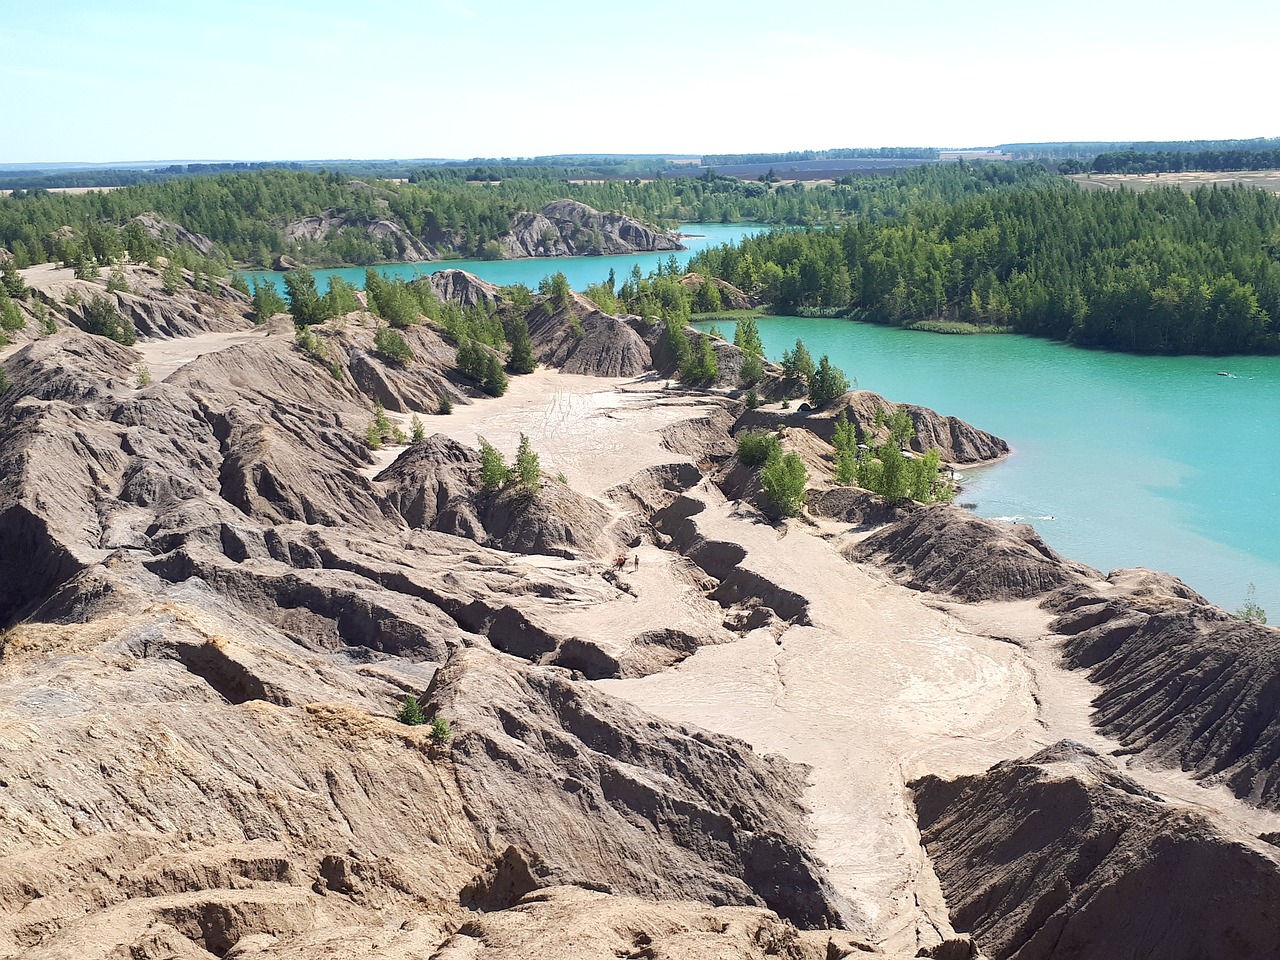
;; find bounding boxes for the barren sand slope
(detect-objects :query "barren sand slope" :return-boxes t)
[398,369,719,495]
[600,487,1045,951]
[134,327,273,381]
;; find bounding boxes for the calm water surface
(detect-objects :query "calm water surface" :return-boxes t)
[710,317,1280,615]
[251,224,1278,613]
[242,222,765,294]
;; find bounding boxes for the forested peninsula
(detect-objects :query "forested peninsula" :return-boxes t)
[692,180,1280,354]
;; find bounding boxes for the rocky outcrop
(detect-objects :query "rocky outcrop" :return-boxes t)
[808,487,916,528]
[427,647,847,928]
[131,213,217,258]
[1046,573,1280,809]
[912,742,1280,960]
[850,505,1099,601]
[738,390,1008,465]
[526,291,652,376]
[500,200,682,258]
[679,271,756,309]
[376,435,625,560]
[283,212,434,262]
[427,885,870,960]
[422,268,503,308]
[19,261,254,342]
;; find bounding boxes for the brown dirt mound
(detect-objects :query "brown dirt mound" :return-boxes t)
[427,646,848,929]
[737,390,1008,465]
[1046,576,1280,809]
[912,741,1280,960]
[377,435,625,560]
[849,505,1099,601]
[526,291,652,377]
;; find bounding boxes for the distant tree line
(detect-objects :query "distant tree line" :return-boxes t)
[0,163,1051,270]
[690,181,1280,354]
[1088,149,1280,174]
[701,148,941,165]
[1002,138,1280,161]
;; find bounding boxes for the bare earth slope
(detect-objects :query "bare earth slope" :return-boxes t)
[2,279,1280,960]
[912,742,1280,960]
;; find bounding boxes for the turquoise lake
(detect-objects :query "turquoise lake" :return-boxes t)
[242,222,768,295]
[250,222,1278,614]
[699,316,1280,617]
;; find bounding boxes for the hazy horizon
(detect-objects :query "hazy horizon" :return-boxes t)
[3,0,1277,164]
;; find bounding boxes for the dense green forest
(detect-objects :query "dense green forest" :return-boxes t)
[690,182,1280,354]
[0,156,673,192]
[0,163,1048,268]
[1087,149,1280,174]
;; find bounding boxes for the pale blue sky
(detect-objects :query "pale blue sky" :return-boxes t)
[2,0,1275,162]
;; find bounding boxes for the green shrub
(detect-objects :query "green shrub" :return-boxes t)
[740,353,764,387]
[761,452,808,517]
[737,430,781,467]
[251,278,286,322]
[35,302,55,335]
[161,258,182,293]
[438,393,454,415]
[429,716,452,745]
[1,299,23,332]
[374,324,414,365]
[82,295,137,345]
[1237,583,1268,624]
[514,433,540,497]
[396,694,427,725]
[808,355,850,408]
[106,265,129,293]
[478,436,510,491]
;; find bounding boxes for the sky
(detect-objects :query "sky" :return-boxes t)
[2,0,1277,163]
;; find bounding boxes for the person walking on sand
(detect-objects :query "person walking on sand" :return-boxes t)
[634,554,640,570]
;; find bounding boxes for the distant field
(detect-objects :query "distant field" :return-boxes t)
[1068,170,1280,193]
[4,185,122,195]
[678,158,935,181]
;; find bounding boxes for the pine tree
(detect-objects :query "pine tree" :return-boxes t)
[483,350,508,396]
[505,315,536,374]
[514,433,540,497]
[808,356,849,407]
[478,437,510,491]
[782,339,815,381]
[162,258,183,294]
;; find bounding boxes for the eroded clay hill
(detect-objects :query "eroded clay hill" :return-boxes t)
[2,266,1279,960]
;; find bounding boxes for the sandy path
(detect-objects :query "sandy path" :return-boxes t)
[600,485,1041,950]
[134,328,272,382]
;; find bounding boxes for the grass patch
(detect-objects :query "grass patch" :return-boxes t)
[905,319,1013,335]
[690,308,764,322]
